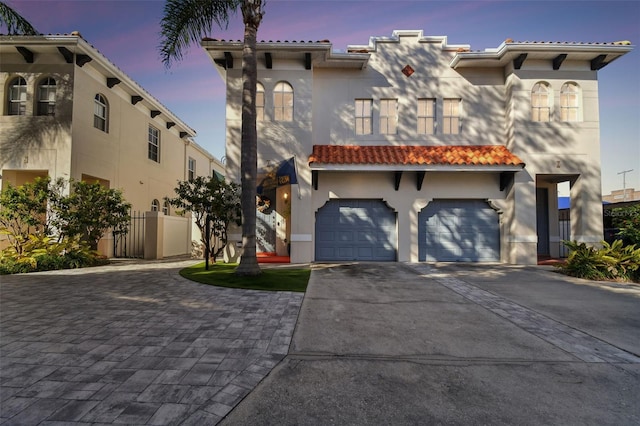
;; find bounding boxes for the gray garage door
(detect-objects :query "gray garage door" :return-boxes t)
[315,199,397,261]
[419,200,499,262]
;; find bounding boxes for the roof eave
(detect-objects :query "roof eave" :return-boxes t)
[451,42,634,69]
[309,164,525,172]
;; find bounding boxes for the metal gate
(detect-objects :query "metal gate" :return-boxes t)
[558,208,570,258]
[113,210,145,258]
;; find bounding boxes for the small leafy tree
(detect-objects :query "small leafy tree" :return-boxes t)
[166,175,241,269]
[55,180,131,250]
[611,204,640,246]
[0,177,64,254]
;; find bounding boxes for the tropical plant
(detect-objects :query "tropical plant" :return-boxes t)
[0,1,39,35]
[159,0,265,276]
[54,180,131,250]
[0,177,64,254]
[557,240,640,283]
[0,234,103,274]
[166,175,241,269]
[611,205,640,246]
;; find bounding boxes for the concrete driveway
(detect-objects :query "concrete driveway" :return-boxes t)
[222,262,640,426]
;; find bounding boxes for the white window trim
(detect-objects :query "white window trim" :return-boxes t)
[417,98,436,135]
[256,82,265,122]
[94,93,108,132]
[379,98,398,135]
[273,81,293,122]
[8,76,27,116]
[37,77,56,116]
[355,98,373,135]
[531,82,551,122]
[442,98,461,134]
[188,157,196,180]
[560,82,581,122]
[148,125,160,163]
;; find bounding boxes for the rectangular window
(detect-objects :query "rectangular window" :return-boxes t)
[443,98,461,134]
[188,157,196,180]
[379,99,398,135]
[148,125,160,163]
[355,99,373,135]
[417,98,436,134]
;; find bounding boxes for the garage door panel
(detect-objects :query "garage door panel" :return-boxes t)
[316,200,397,261]
[419,200,499,262]
[357,247,373,258]
[338,247,353,258]
[317,231,335,242]
[337,231,354,242]
[357,231,375,242]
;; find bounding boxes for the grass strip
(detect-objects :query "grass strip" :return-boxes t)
[180,262,310,292]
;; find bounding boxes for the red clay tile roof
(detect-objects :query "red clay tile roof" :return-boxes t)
[309,145,525,167]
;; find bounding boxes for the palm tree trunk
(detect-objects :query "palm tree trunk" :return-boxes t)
[235,3,261,276]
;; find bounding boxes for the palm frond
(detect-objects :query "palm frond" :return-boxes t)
[159,0,242,68]
[0,1,39,35]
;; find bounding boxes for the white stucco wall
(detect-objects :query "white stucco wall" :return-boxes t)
[207,31,626,264]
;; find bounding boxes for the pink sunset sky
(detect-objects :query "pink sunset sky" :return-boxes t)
[4,0,639,195]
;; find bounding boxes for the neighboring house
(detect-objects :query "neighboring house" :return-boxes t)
[603,188,640,203]
[0,32,224,258]
[202,30,632,264]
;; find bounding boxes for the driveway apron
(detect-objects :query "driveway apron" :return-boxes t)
[0,260,303,425]
[222,262,640,426]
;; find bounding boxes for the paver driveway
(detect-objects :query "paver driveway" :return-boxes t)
[0,260,303,424]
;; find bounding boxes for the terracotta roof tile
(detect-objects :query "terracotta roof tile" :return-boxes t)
[309,145,525,167]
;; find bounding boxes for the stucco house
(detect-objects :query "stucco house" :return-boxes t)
[0,32,224,258]
[203,30,632,265]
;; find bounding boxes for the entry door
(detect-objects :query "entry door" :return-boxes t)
[536,188,550,256]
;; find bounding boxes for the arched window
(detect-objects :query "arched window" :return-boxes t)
[162,201,170,215]
[560,82,580,122]
[256,82,265,122]
[273,81,293,121]
[531,82,551,122]
[151,199,160,212]
[37,77,56,116]
[7,76,27,115]
[94,93,108,132]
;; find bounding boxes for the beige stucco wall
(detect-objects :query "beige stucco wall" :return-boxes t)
[1,37,221,259]
[0,52,74,188]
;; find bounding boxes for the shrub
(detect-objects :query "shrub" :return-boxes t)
[557,240,640,283]
[611,205,640,247]
[0,235,105,274]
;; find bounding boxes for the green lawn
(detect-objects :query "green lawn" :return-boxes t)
[179,262,310,292]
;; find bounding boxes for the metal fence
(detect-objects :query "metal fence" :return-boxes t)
[113,210,145,258]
